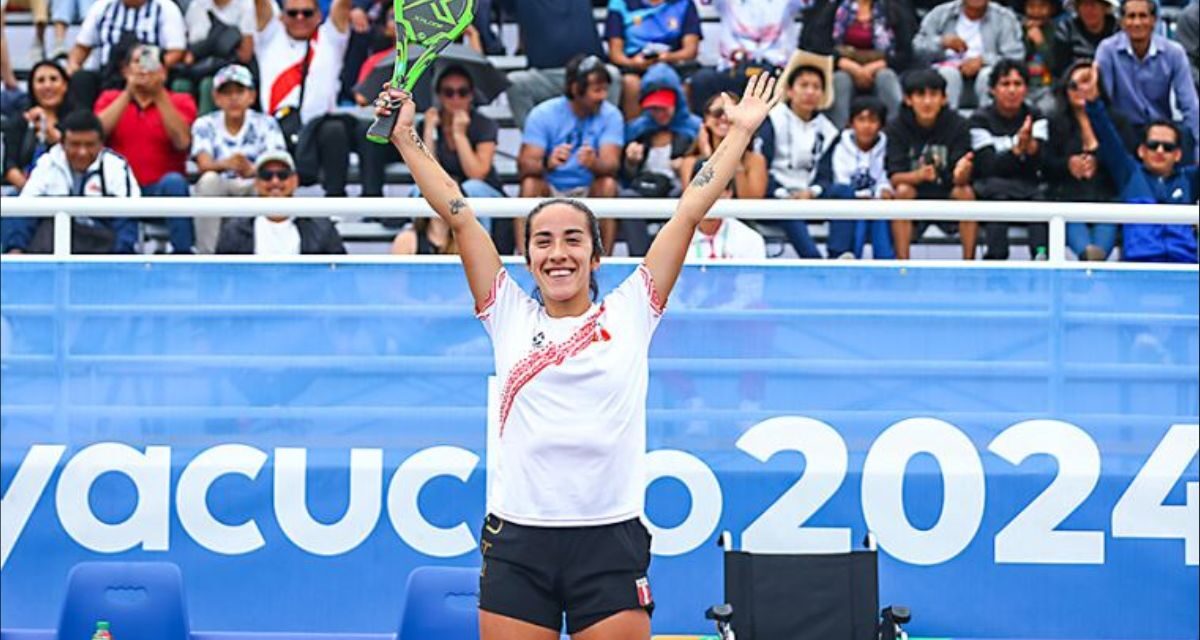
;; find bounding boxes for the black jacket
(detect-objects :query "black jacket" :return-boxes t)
[884,105,972,195]
[1044,105,1134,202]
[1052,13,1118,77]
[216,217,347,254]
[969,103,1048,201]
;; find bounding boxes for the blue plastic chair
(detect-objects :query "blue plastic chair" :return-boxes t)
[56,562,189,640]
[397,566,480,640]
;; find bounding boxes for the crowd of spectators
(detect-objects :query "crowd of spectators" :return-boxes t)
[0,0,1196,261]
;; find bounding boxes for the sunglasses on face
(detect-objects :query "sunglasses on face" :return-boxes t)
[706,107,726,119]
[285,9,316,18]
[258,168,294,181]
[1144,140,1178,152]
[439,87,471,98]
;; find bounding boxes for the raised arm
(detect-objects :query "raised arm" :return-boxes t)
[642,73,780,303]
[377,88,502,309]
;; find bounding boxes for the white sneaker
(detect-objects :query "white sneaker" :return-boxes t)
[28,41,46,65]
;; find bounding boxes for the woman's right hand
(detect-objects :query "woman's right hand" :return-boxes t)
[374,85,418,142]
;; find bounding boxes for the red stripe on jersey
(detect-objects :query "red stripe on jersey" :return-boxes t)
[498,303,606,436]
[476,269,505,316]
[638,264,665,316]
[268,32,319,116]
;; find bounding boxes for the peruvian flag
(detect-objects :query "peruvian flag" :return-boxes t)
[635,577,653,607]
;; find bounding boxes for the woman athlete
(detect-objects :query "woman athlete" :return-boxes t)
[374,71,780,640]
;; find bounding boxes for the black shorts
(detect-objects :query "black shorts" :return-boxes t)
[478,513,654,635]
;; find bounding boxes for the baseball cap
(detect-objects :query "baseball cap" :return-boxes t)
[641,89,677,110]
[214,64,255,90]
[254,150,296,172]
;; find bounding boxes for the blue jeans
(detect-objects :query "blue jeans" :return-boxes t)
[409,179,504,231]
[827,220,895,259]
[1066,222,1117,260]
[143,172,194,253]
[781,220,824,259]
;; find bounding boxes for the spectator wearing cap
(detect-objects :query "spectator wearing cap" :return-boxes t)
[1053,0,1120,78]
[758,51,840,258]
[500,0,621,129]
[215,150,347,254]
[1095,0,1199,160]
[687,0,811,113]
[253,0,355,197]
[191,64,288,253]
[1016,0,1063,114]
[913,0,1024,109]
[620,63,701,255]
[95,42,197,253]
[516,54,624,255]
[4,110,138,254]
[811,95,896,259]
[605,0,703,120]
[65,0,188,109]
[885,68,977,259]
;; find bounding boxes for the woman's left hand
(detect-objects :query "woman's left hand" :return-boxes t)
[722,71,780,134]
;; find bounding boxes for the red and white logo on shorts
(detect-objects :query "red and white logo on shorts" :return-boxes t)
[635,576,653,607]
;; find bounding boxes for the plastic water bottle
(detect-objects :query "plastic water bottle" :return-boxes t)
[91,621,112,640]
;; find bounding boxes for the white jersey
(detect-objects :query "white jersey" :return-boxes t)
[686,218,768,261]
[478,265,665,527]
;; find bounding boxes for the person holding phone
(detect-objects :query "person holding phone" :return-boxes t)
[94,42,197,253]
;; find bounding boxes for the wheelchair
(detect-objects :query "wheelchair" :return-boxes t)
[706,532,911,640]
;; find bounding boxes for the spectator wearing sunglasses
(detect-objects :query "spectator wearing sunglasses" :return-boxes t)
[516,54,624,255]
[216,150,347,254]
[253,0,355,196]
[359,65,503,204]
[1094,0,1199,161]
[1086,91,1198,263]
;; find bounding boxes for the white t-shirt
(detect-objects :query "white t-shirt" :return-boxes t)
[478,265,665,527]
[766,105,839,192]
[76,0,187,70]
[185,0,257,44]
[948,13,985,62]
[255,6,349,122]
[686,218,767,261]
[191,110,287,177]
[253,216,301,255]
[712,0,808,69]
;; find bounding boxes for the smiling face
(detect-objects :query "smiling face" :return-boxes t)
[255,160,298,198]
[282,0,322,40]
[1137,124,1182,177]
[525,203,602,315]
[31,64,68,111]
[703,95,732,142]
[1121,0,1155,45]
[63,129,103,173]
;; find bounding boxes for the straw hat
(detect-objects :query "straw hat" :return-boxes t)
[777,50,835,112]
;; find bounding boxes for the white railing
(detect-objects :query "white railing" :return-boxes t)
[1,197,1197,264]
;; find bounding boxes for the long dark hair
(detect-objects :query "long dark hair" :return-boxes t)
[28,60,73,115]
[523,198,603,304]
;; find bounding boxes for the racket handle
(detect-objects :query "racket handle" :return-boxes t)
[365,109,399,145]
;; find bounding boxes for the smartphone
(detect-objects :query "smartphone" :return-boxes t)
[137,45,162,73]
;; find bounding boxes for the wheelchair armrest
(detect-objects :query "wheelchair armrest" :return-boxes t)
[706,603,734,624]
[882,605,911,625]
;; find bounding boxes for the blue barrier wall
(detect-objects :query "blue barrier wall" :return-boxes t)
[1,261,1197,638]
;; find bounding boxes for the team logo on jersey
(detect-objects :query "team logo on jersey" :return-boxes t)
[531,331,545,348]
[635,576,653,607]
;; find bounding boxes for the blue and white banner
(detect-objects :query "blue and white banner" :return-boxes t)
[1,261,1197,638]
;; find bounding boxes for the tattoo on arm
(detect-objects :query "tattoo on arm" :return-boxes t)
[407,127,433,158]
[691,163,715,188]
[448,197,467,216]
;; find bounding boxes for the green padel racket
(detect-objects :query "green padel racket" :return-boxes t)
[365,0,475,144]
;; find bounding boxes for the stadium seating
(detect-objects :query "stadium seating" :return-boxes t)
[57,562,190,640]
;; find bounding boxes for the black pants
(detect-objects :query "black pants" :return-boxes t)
[358,126,401,198]
[984,222,1049,260]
